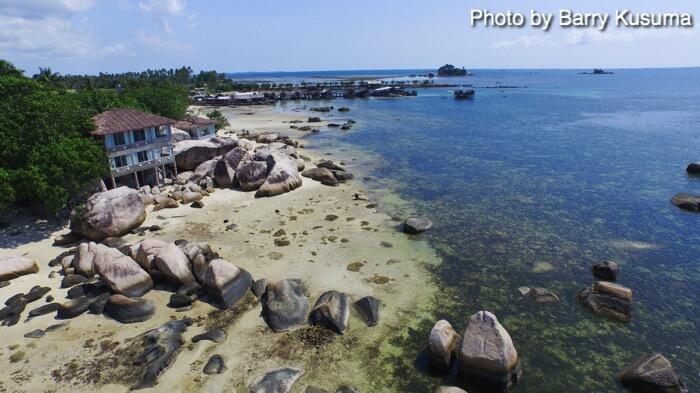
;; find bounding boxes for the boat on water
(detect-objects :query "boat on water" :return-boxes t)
[453,89,475,99]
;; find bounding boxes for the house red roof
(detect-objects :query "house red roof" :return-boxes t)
[172,116,218,130]
[92,108,175,136]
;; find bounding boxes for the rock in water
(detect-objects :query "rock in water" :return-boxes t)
[248,367,305,393]
[523,287,560,304]
[671,193,700,211]
[0,256,39,281]
[103,294,155,323]
[428,320,461,372]
[57,296,92,319]
[618,353,688,393]
[301,167,339,187]
[591,260,619,281]
[686,162,700,174]
[255,151,303,197]
[204,259,253,308]
[93,245,153,297]
[309,290,350,334]
[577,281,633,322]
[402,217,433,234]
[155,243,195,286]
[353,296,380,326]
[203,354,227,375]
[69,187,146,241]
[132,319,192,390]
[261,279,309,332]
[236,160,268,191]
[458,310,520,389]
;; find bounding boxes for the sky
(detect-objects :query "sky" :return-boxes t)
[0,0,698,75]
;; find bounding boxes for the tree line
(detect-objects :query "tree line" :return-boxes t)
[0,60,190,214]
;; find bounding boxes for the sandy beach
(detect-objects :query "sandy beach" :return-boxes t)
[0,105,440,393]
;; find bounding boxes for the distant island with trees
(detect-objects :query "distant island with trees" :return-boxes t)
[437,64,468,76]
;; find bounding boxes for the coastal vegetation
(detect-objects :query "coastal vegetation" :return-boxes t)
[206,110,230,130]
[0,60,190,214]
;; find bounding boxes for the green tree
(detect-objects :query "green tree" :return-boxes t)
[124,82,189,119]
[0,60,23,77]
[206,110,230,130]
[34,67,64,87]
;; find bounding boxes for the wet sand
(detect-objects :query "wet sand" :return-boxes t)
[0,106,440,392]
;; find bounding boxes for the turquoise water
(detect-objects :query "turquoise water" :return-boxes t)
[289,69,700,392]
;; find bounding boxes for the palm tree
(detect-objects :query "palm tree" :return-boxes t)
[0,59,23,77]
[35,67,63,87]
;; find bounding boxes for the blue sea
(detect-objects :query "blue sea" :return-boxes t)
[238,68,700,392]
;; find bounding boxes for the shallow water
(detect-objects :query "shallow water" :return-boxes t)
[279,68,700,392]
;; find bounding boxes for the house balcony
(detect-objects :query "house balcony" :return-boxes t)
[110,155,175,177]
[106,136,171,156]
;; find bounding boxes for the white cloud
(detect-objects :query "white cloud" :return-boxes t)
[138,0,185,15]
[0,0,95,19]
[0,16,131,58]
[491,35,554,49]
[138,31,191,51]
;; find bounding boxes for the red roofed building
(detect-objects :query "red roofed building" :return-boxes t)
[172,116,217,140]
[92,108,177,188]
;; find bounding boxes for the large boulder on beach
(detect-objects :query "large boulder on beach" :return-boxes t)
[618,353,688,393]
[155,243,195,286]
[577,281,633,322]
[671,193,700,211]
[171,128,191,143]
[249,367,305,393]
[190,159,219,183]
[0,256,39,281]
[301,167,339,186]
[428,320,461,372]
[459,310,520,388]
[103,294,156,323]
[93,245,153,297]
[353,296,380,326]
[74,242,96,277]
[203,259,253,308]
[223,146,248,169]
[135,239,168,271]
[261,279,309,332]
[174,138,236,171]
[309,290,349,334]
[70,187,146,242]
[236,138,256,151]
[214,160,236,188]
[255,151,303,197]
[236,160,268,191]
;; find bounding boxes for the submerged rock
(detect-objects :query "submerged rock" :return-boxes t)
[132,318,192,390]
[520,287,560,304]
[402,217,433,234]
[309,290,350,334]
[0,256,39,281]
[204,259,253,308]
[591,260,619,281]
[577,281,633,322]
[69,187,146,241]
[671,193,700,211]
[618,353,687,393]
[458,310,520,389]
[203,354,227,375]
[353,296,380,327]
[103,294,155,323]
[428,320,461,372]
[249,367,305,393]
[261,279,309,332]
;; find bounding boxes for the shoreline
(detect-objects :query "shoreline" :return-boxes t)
[0,104,442,392]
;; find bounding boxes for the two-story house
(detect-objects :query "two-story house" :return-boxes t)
[92,108,177,188]
[172,116,218,140]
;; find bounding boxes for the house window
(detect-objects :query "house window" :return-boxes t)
[133,129,146,142]
[113,132,126,146]
[156,126,168,138]
[137,151,149,163]
[113,155,128,168]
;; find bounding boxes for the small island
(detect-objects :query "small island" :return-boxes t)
[579,68,614,75]
[437,64,469,76]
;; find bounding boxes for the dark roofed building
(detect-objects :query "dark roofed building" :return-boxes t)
[172,116,218,140]
[92,108,177,189]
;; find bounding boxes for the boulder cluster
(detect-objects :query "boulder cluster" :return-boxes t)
[577,260,633,322]
[301,159,354,187]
